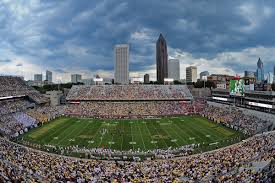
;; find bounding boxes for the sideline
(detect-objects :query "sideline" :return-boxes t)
[5,130,275,163]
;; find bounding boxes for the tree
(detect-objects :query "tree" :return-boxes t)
[173,80,182,85]
[193,80,215,88]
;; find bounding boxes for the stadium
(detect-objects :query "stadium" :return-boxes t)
[0,76,274,182]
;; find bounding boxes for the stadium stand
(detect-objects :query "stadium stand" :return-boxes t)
[66,85,193,101]
[201,105,272,135]
[0,131,274,182]
[0,80,274,181]
[0,76,49,104]
[64,101,192,118]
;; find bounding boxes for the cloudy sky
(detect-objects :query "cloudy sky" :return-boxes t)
[0,0,274,82]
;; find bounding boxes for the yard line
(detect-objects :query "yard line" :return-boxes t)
[174,119,206,143]
[138,123,146,150]
[121,121,124,151]
[144,121,157,149]
[161,126,181,147]
[86,122,102,149]
[57,120,87,146]
[186,120,216,143]
[46,119,74,143]
[130,122,134,150]
[151,120,169,149]
[192,118,223,141]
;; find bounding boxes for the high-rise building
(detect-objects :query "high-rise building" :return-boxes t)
[144,74,150,84]
[71,74,82,84]
[168,59,180,81]
[273,66,275,83]
[114,44,129,84]
[200,71,209,80]
[244,71,256,78]
[267,72,273,84]
[34,74,43,81]
[256,58,264,82]
[186,66,197,83]
[156,33,168,83]
[46,70,53,83]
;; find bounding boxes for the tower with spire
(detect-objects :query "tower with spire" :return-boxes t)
[156,33,168,84]
[256,57,264,83]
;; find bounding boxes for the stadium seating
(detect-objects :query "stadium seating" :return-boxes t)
[0,79,274,181]
[0,76,48,104]
[0,131,273,182]
[63,101,192,118]
[201,105,273,135]
[66,85,193,101]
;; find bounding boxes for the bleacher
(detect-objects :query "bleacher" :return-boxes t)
[66,85,193,101]
[0,76,48,104]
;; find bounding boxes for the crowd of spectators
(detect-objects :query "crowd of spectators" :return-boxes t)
[27,106,64,124]
[0,97,38,137]
[66,85,193,101]
[0,78,274,181]
[0,98,31,115]
[0,112,38,138]
[0,131,274,182]
[201,106,272,135]
[0,76,48,104]
[64,101,191,118]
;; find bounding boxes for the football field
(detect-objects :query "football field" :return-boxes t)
[21,116,243,151]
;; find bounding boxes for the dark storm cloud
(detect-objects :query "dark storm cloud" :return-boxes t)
[0,0,274,80]
[0,59,11,63]
[16,63,23,67]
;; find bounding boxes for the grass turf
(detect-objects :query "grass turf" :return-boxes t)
[21,116,243,151]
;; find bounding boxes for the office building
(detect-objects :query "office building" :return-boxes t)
[168,59,180,81]
[244,71,256,78]
[144,74,150,84]
[81,79,94,85]
[186,66,197,83]
[207,74,235,89]
[200,71,210,80]
[34,74,42,81]
[267,72,273,84]
[71,74,82,84]
[114,44,129,84]
[256,58,264,82]
[46,70,53,83]
[156,33,168,83]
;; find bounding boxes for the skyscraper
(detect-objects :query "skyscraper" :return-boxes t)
[186,66,197,83]
[273,66,275,83]
[267,72,273,84]
[114,44,129,84]
[168,59,180,81]
[71,74,82,84]
[256,58,264,82]
[34,74,42,81]
[200,71,210,80]
[156,33,168,83]
[46,70,52,83]
[244,71,256,78]
[144,74,150,84]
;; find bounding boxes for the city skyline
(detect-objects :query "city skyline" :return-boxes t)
[0,1,275,82]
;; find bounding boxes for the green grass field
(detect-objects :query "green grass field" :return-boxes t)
[21,116,243,151]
